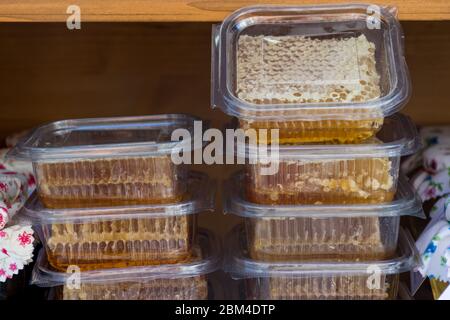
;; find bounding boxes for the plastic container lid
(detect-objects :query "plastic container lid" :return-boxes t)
[224,171,425,218]
[7,114,199,161]
[31,229,222,287]
[212,4,410,121]
[20,171,215,224]
[225,225,420,279]
[237,114,420,160]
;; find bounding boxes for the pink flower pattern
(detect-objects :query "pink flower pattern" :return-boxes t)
[0,225,34,282]
[17,231,32,247]
[0,149,35,282]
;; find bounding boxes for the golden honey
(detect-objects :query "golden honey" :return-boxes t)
[35,156,185,209]
[245,157,395,205]
[57,276,208,300]
[43,215,195,271]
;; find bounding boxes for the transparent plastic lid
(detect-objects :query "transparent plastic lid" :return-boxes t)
[212,4,410,120]
[7,114,199,161]
[225,225,420,279]
[224,171,424,219]
[20,171,215,224]
[237,114,420,159]
[31,229,221,287]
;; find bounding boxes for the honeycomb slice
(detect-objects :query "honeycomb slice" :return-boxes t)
[236,34,383,144]
[35,156,185,208]
[246,156,395,205]
[44,215,194,271]
[59,276,208,300]
[237,34,381,104]
[267,274,398,300]
[246,216,394,261]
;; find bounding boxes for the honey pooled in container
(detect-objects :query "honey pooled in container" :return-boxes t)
[245,156,396,205]
[57,276,208,300]
[35,155,185,208]
[44,214,195,272]
[236,34,383,144]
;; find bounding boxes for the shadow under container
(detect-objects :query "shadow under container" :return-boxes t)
[212,4,410,144]
[225,172,424,261]
[0,272,27,300]
[241,114,420,205]
[31,229,221,300]
[225,226,419,300]
[22,172,215,272]
[7,114,198,208]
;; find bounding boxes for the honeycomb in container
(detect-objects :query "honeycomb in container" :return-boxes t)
[58,276,207,300]
[247,216,396,261]
[246,155,395,205]
[35,155,185,208]
[267,274,398,300]
[236,34,382,144]
[44,215,194,271]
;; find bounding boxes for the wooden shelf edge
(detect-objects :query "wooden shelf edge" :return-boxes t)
[0,0,449,22]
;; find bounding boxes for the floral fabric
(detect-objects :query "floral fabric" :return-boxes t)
[0,149,35,195]
[416,191,450,288]
[0,225,34,282]
[0,148,35,283]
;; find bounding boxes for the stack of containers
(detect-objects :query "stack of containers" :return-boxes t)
[8,114,220,300]
[212,4,423,299]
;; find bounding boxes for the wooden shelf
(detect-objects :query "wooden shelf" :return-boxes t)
[0,0,449,22]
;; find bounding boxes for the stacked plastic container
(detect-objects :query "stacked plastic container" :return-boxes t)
[213,4,423,299]
[8,114,219,300]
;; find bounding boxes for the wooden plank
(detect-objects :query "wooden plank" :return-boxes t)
[0,0,448,22]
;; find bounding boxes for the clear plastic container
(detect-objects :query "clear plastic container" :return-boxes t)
[7,114,198,208]
[225,172,423,261]
[225,226,420,300]
[240,114,420,205]
[21,172,215,271]
[212,4,410,144]
[31,229,221,300]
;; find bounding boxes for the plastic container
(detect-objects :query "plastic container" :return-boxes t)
[31,229,221,300]
[7,114,198,208]
[21,172,215,271]
[212,4,410,144]
[225,171,423,261]
[225,226,420,300]
[241,114,420,205]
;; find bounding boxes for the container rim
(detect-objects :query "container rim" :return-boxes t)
[31,229,222,287]
[234,114,421,159]
[19,171,216,224]
[224,225,420,279]
[7,114,201,161]
[212,3,411,120]
[224,171,424,219]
